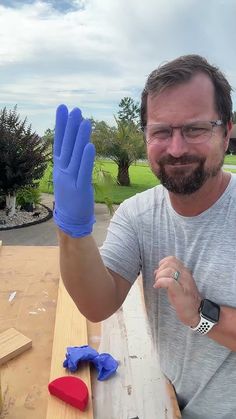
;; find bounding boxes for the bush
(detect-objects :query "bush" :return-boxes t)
[16,187,42,210]
[0,195,5,209]
[0,106,50,196]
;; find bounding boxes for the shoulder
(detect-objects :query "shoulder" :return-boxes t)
[225,173,236,202]
[229,173,236,189]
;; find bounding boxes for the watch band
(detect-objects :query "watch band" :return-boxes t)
[191,316,216,335]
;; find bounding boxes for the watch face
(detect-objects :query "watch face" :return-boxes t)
[201,299,220,322]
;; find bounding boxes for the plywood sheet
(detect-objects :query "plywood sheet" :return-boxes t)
[0,246,60,419]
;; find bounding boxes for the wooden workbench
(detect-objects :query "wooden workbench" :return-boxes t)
[0,246,181,418]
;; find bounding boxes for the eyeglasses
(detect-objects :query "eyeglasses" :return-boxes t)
[144,120,224,145]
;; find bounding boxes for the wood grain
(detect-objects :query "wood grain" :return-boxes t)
[0,328,32,366]
[46,278,93,418]
[0,246,60,418]
[0,370,2,413]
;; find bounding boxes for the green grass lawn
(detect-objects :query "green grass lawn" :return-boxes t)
[39,155,236,205]
[94,161,159,203]
[39,160,159,204]
[224,154,236,165]
[40,165,54,194]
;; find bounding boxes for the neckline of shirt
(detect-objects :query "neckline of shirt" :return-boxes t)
[164,173,235,222]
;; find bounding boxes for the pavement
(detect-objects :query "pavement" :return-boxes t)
[0,193,113,247]
[224,164,236,169]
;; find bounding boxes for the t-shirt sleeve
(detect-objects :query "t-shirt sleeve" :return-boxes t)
[99,199,141,284]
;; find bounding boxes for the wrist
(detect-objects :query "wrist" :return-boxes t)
[190,299,220,335]
[54,209,95,238]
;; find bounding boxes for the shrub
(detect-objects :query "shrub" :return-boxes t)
[16,186,42,210]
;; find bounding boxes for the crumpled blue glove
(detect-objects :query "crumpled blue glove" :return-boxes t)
[63,345,99,372]
[63,345,119,381]
[92,352,119,381]
[53,104,96,238]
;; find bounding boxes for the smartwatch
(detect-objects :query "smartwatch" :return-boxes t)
[191,299,220,335]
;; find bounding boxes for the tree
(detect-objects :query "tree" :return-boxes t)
[92,97,146,186]
[42,128,54,190]
[117,97,140,126]
[114,96,145,185]
[43,128,54,160]
[0,106,50,216]
[112,118,145,186]
[92,116,146,186]
[91,119,115,156]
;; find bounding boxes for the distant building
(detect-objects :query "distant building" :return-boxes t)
[228,124,236,154]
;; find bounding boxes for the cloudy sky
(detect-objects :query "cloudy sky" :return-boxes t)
[1,0,236,135]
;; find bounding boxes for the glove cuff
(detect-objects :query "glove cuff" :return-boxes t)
[53,209,96,238]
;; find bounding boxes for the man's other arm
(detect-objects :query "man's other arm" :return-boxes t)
[208,306,236,351]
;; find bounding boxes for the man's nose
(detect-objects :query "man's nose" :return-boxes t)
[166,128,189,158]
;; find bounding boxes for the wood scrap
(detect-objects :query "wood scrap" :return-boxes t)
[0,328,32,366]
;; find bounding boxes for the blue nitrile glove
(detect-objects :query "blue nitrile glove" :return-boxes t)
[63,345,99,372]
[53,104,96,237]
[92,353,119,381]
[63,345,119,380]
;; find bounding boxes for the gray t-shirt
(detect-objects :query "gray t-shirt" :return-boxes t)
[100,173,236,419]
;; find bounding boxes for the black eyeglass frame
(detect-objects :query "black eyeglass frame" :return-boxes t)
[143,119,224,144]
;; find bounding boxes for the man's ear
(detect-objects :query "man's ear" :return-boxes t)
[226,120,233,137]
[224,120,233,151]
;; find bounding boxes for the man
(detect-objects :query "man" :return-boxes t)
[53,55,236,419]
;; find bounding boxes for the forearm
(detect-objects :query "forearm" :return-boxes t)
[208,306,236,351]
[58,230,121,322]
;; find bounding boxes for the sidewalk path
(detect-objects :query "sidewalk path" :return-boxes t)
[0,194,112,247]
[224,164,236,169]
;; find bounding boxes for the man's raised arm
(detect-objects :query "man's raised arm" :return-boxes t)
[53,105,131,322]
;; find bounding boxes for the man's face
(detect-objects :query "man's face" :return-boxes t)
[146,73,230,195]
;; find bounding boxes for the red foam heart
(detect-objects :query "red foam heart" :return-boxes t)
[48,376,89,411]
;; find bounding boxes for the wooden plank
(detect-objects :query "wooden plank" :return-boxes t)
[46,278,93,418]
[166,380,182,419]
[0,370,2,413]
[0,328,32,366]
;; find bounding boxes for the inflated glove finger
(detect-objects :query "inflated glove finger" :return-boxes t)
[54,104,68,158]
[59,107,83,169]
[68,119,92,179]
[77,141,96,190]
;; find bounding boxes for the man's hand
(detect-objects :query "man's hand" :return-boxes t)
[53,104,96,238]
[153,256,202,327]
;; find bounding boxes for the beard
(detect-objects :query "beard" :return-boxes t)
[153,154,224,195]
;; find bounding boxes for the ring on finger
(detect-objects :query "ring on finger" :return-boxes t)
[172,270,180,281]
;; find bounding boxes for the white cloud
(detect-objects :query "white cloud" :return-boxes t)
[0,0,236,134]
